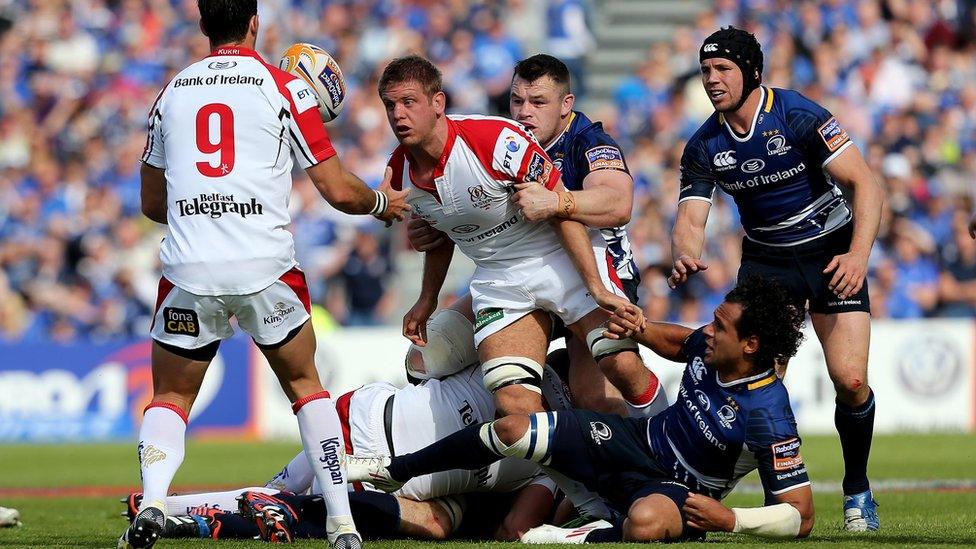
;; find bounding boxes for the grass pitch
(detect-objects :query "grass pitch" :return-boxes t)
[0,434,974,548]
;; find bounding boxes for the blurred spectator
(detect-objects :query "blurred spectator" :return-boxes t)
[1,0,974,344]
[333,226,395,327]
[546,0,594,97]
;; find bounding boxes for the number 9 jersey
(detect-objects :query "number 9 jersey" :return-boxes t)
[141,47,336,296]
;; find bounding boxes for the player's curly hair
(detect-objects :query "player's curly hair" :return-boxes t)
[725,275,805,371]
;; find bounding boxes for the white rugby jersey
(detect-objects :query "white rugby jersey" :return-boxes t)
[389,115,563,268]
[389,366,543,498]
[142,47,336,295]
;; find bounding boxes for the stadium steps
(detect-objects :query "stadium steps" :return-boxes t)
[580,0,709,110]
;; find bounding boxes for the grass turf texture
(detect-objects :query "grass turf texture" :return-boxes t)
[1,434,974,548]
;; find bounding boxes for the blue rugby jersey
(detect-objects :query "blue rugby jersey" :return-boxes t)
[646,328,810,502]
[679,87,854,246]
[546,111,639,282]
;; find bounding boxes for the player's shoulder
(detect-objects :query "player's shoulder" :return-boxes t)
[685,112,725,152]
[770,86,832,122]
[567,111,622,149]
[741,372,795,418]
[451,114,534,141]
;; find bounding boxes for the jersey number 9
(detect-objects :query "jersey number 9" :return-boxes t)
[195,103,235,177]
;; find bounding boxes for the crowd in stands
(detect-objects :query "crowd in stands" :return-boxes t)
[0,0,972,343]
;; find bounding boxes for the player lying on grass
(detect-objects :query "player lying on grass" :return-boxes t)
[122,308,567,542]
[347,276,816,542]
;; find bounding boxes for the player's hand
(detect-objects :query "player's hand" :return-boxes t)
[668,255,708,289]
[823,249,869,300]
[512,181,558,222]
[683,493,736,532]
[403,297,437,346]
[594,290,645,333]
[375,167,411,227]
[406,215,447,251]
[968,215,976,239]
[604,304,645,339]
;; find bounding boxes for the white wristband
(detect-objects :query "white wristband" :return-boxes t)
[731,503,802,538]
[369,189,388,216]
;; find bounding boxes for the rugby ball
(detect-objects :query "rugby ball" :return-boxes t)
[279,43,346,122]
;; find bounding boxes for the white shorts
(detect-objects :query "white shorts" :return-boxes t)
[470,238,625,347]
[149,267,312,349]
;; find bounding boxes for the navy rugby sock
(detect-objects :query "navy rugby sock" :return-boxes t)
[387,423,500,482]
[835,389,875,495]
[277,491,401,539]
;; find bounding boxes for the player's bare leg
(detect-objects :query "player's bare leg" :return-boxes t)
[623,494,685,541]
[261,320,361,548]
[120,342,211,549]
[566,335,627,415]
[569,309,667,418]
[479,319,615,521]
[396,497,460,540]
[811,311,878,531]
[477,311,551,415]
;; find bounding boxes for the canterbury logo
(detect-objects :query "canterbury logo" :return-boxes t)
[140,445,167,467]
[713,150,736,168]
[703,43,718,52]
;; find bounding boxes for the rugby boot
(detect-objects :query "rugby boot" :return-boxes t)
[344,454,402,492]
[120,492,143,521]
[237,490,298,543]
[327,521,362,549]
[520,519,613,544]
[0,506,21,527]
[117,506,165,549]
[843,489,880,531]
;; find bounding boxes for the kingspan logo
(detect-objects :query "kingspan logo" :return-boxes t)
[319,437,343,485]
[176,193,264,219]
[263,301,296,326]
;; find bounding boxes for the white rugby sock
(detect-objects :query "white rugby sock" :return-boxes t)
[624,375,669,419]
[293,392,355,531]
[164,487,278,516]
[139,403,188,514]
[265,450,315,493]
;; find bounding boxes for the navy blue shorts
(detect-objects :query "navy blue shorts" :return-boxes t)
[550,410,705,541]
[739,223,871,315]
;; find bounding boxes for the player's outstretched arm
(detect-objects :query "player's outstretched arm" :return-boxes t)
[140,162,167,224]
[511,168,633,227]
[683,485,814,539]
[549,190,641,322]
[404,239,455,346]
[822,146,883,299]
[669,200,711,288]
[568,168,634,227]
[604,306,693,362]
[307,161,410,224]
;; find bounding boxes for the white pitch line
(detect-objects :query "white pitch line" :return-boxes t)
[732,479,976,494]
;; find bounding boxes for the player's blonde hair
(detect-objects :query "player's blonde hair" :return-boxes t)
[378,55,443,99]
